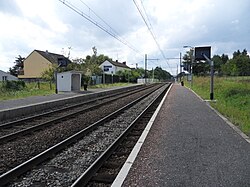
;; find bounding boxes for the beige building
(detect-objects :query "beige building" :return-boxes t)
[18,50,71,79]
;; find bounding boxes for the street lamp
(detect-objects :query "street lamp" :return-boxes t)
[183,46,194,88]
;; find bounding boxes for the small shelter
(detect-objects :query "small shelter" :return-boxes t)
[57,71,82,92]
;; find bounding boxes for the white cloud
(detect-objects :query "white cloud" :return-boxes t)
[0,0,249,75]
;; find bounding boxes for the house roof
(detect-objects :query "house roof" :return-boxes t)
[0,70,18,79]
[57,70,83,75]
[34,50,71,65]
[108,60,130,69]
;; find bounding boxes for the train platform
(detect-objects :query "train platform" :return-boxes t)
[0,85,134,111]
[0,89,98,111]
[0,85,139,121]
[113,84,250,187]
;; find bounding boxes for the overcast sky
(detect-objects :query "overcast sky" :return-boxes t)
[1,0,249,75]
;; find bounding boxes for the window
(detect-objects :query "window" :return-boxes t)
[2,76,7,81]
[104,65,112,72]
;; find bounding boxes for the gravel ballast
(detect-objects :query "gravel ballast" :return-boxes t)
[7,84,169,186]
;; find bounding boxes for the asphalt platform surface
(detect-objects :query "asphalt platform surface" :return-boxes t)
[122,84,250,187]
[0,87,115,111]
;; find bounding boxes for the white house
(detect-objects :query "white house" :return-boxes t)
[99,60,131,75]
[57,71,82,92]
[0,70,18,81]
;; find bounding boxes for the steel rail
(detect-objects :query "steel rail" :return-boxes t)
[0,85,146,129]
[0,84,164,186]
[71,83,171,186]
[0,85,157,143]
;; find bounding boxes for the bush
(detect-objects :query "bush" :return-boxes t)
[2,80,26,91]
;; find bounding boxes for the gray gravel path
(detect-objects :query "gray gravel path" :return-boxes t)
[123,84,250,187]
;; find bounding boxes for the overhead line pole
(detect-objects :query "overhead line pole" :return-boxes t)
[145,54,159,84]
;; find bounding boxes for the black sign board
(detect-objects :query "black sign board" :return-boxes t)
[195,46,211,61]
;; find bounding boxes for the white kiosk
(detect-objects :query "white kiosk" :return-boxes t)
[57,71,82,92]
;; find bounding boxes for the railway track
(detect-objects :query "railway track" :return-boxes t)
[0,83,162,177]
[83,83,171,187]
[0,84,154,143]
[0,83,171,186]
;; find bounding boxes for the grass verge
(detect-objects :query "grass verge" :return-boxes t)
[0,82,55,101]
[185,76,250,136]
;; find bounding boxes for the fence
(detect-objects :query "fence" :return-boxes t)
[91,74,121,85]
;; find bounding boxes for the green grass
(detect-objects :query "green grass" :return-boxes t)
[0,82,55,101]
[185,76,250,136]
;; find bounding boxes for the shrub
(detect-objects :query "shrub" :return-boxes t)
[2,80,26,91]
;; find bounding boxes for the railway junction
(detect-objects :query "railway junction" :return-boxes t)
[0,83,249,187]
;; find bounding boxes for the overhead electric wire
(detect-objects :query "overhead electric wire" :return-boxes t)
[58,0,141,54]
[133,0,173,74]
[79,0,119,37]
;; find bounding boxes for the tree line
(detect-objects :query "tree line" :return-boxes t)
[182,49,250,76]
[8,52,172,84]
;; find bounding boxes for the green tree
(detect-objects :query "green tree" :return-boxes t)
[222,49,250,76]
[182,51,209,76]
[182,51,192,72]
[116,68,144,83]
[96,54,112,65]
[41,65,57,89]
[9,55,25,77]
[153,67,172,81]
[212,54,228,75]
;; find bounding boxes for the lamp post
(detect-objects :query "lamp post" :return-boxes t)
[183,46,194,88]
[202,54,214,100]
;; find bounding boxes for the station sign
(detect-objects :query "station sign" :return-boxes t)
[195,46,211,61]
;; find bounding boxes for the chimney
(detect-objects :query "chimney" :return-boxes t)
[122,61,126,65]
[45,50,49,55]
[116,60,118,62]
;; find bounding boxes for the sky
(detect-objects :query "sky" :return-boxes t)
[0,0,249,75]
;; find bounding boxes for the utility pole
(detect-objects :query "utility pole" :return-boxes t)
[145,54,159,84]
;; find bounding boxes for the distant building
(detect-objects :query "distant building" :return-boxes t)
[0,70,18,81]
[18,50,71,80]
[99,60,131,75]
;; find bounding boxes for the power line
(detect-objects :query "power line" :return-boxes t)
[58,0,141,54]
[79,0,119,38]
[133,0,173,74]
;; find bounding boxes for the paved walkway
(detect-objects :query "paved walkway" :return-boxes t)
[122,84,250,187]
[0,87,125,111]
